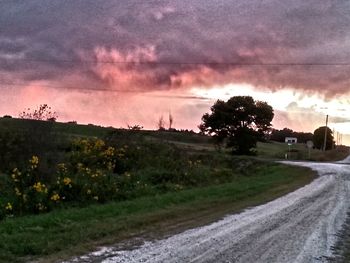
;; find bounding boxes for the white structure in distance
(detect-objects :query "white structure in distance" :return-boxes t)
[285,137,298,144]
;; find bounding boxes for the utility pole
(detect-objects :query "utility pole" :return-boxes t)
[340,134,343,146]
[323,115,329,151]
[336,132,339,146]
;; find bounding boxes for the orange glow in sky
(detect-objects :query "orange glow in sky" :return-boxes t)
[1,1,350,145]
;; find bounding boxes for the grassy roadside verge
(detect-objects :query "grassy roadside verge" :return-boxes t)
[0,163,315,263]
[329,211,350,262]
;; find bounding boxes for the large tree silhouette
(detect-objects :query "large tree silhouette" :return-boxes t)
[199,96,274,155]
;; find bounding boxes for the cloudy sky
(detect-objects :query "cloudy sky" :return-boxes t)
[1,0,350,144]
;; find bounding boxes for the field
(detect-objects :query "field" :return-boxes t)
[0,117,347,262]
[257,141,350,161]
[0,117,348,162]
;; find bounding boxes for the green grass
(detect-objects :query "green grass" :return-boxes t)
[0,117,114,138]
[257,141,349,161]
[0,117,211,143]
[0,163,315,263]
[1,117,347,162]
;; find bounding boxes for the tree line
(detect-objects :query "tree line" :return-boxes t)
[268,128,313,143]
[200,96,336,154]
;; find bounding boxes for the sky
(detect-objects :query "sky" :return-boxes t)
[1,0,350,144]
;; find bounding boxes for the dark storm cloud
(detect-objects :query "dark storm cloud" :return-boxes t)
[1,0,350,95]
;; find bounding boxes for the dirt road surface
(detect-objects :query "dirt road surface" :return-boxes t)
[67,158,350,263]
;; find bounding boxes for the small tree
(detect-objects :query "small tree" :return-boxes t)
[19,104,58,121]
[157,116,166,131]
[169,112,174,130]
[313,126,334,150]
[199,96,274,155]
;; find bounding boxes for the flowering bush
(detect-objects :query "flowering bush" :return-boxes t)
[1,138,121,216]
[0,137,237,219]
[6,156,49,215]
[56,138,119,203]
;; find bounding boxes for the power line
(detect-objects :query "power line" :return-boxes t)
[0,82,209,100]
[0,82,137,91]
[3,58,350,66]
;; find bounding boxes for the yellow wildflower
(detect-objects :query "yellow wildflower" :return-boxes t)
[15,187,21,196]
[87,189,92,195]
[33,182,47,193]
[50,193,60,202]
[11,174,19,182]
[29,156,39,169]
[104,147,115,157]
[32,156,39,163]
[57,163,65,169]
[5,202,12,211]
[63,177,72,186]
[95,139,105,149]
[11,168,21,182]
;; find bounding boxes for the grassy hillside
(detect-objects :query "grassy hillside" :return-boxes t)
[0,117,114,138]
[0,117,210,142]
[0,117,348,161]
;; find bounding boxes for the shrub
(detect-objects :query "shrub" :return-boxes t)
[0,136,248,219]
[7,156,49,215]
[19,104,58,121]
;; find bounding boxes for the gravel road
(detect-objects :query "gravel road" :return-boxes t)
[68,158,350,263]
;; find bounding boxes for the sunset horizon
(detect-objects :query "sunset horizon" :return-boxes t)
[2,2,350,262]
[1,0,350,144]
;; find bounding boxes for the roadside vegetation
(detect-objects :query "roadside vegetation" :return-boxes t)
[0,116,319,262]
[330,212,350,262]
[0,98,348,262]
[0,161,314,263]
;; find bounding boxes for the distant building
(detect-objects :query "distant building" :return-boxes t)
[285,137,297,144]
